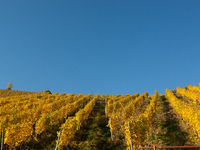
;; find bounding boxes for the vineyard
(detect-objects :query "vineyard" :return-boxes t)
[1,84,200,150]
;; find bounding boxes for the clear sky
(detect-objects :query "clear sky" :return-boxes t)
[0,0,200,95]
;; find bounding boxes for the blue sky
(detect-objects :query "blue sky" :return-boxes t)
[0,0,200,95]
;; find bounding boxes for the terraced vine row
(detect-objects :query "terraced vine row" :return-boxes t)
[0,92,92,149]
[1,83,200,149]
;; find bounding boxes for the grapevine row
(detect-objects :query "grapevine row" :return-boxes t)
[2,93,90,148]
[124,90,158,149]
[106,93,139,118]
[57,95,99,149]
[107,92,148,135]
[187,84,200,93]
[176,86,200,104]
[0,89,37,98]
[165,88,200,142]
[35,95,91,134]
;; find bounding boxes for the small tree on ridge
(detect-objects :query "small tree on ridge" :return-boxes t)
[7,82,12,90]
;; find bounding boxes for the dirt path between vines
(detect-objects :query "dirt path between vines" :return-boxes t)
[67,99,124,150]
[150,95,192,148]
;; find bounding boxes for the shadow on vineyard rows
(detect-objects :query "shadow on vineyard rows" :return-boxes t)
[66,99,124,150]
[151,95,189,149]
[2,94,198,150]
[1,98,124,150]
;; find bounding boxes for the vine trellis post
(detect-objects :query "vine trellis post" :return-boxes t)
[55,130,61,150]
[110,118,114,141]
[1,128,4,150]
[128,122,133,150]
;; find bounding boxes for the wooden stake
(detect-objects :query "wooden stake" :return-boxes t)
[110,118,114,141]
[153,145,156,150]
[55,130,61,150]
[128,122,133,150]
[145,143,147,150]
[1,128,4,150]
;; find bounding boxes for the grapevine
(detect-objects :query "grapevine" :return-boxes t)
[124,90,158,150]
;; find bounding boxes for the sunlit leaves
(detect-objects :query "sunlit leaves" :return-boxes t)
[57,95,99,149]
[165,88,200,143]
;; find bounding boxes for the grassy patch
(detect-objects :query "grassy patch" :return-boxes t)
[66,99,124,150]
[157,96,188,146]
